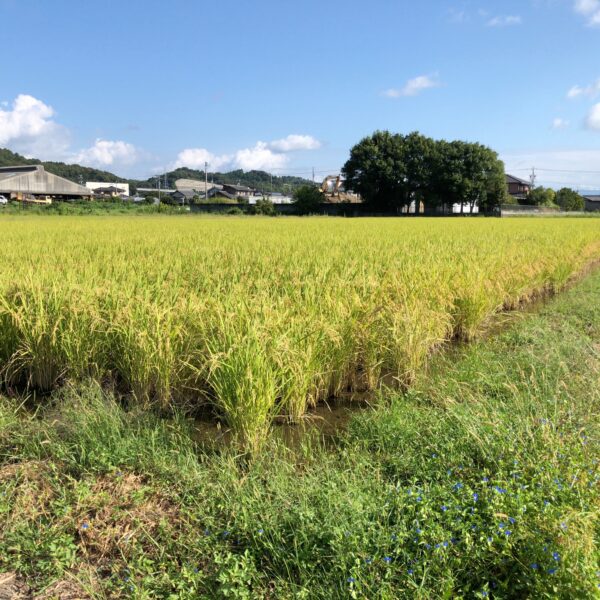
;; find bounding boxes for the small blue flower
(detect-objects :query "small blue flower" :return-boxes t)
[509,517,516,524]
[441,505,448,512]
[416,496,422,502]
[347,577,356,584]
[443,541,449,547]
[544,500,550,506]
[453,482,464,491]
[81,522,89,530]
[487,537,493,543]
[365,557,372,564]
[473,492,479,502]
[547,568,557,575]
[498,523,505,530]
[494,486,507,494]
[408,569,414,575]
[482,477,489,483]
[504,530,512,536]
[553,552,560,561]
[431,453,438,458]
[384,556,392,564]
[531,563,539,570]
[416,528,422,535]
[258,529,264,535]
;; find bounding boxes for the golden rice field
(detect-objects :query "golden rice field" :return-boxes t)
[1,216,599,449]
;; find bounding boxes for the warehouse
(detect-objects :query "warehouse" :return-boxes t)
[0,165,92,200]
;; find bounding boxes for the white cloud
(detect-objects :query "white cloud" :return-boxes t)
[586,103,600,129]
[552,118,570,129]
[574,0,600,25]
[173,134,321,172]
[503,149,600,190]
[267,134,321,152]
[234,142,289,170]
[383,75,440,98]
[172,148,232,171]
[567,79,600,99]
[486,15,522,27]
[73,139,139,167]
[0,94,70,159]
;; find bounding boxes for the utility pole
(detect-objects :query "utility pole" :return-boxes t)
[312,167,315,183]
[158,173,161,203]
[205,161,208,200]
[530,167,537,189]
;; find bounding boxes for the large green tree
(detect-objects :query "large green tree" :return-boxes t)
[343,131,507,213]
[341,131,410,212]
[524,187,556,207]
[555,187,584,211]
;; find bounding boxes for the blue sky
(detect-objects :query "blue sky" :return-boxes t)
[2,0,600,188]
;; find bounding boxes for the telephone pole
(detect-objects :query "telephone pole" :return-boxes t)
[530,167,537,189]
[205,162,208,200]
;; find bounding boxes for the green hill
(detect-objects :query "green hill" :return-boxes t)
[0,148,314,194]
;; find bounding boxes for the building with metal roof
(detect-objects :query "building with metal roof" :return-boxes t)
[583,195,600,212]
[0,165,91,199]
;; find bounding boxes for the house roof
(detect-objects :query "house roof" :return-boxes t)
[505,174,531,186]
[223,183,254,192]
[175,178,222,192]
[0,165,91,196]
[583,195,600,202]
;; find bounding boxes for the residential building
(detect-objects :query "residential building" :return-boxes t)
[221,183,254,198]
[85,181,130,196]
[583,195,600,212]
[505,174,532,202]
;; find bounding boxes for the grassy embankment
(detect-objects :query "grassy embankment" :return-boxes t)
[1,261,599,598]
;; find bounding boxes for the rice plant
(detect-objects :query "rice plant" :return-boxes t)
[0,215,599,447]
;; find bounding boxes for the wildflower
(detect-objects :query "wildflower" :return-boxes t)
[453,482,464,491]
[498,523,505,530]
[487,537,493,543]
[384,556,392,564]
[365,558,372,564]
[509,517,516,524]
[441,505,448,512]
[531,563,539,570]
[416,496,422,502]
[560,522,568,530]
[204,529,211,536]
[473,492,479,502]
[482,477,489,483]
[504,530,512,536]
[443,541,449,547]
[553,552,560,561]
[494,486,507,494]
[258,529,264,535]
[547,568,557,575]
[544,500,550,506]
[347,577,355,584]
[408,569,414,575]
[415,528,422,535]
[81,522,89,530]
[432,453,437,458]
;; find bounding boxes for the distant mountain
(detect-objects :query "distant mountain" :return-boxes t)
[0,148,314,194]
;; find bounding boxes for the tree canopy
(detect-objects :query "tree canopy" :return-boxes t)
[342,131,507,213]
[555,188,584,212]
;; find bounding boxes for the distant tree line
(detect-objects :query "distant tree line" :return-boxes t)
[342,131,508,213]
[516,186,585,211]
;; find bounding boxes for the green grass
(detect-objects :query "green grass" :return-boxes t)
[1,268,599,598]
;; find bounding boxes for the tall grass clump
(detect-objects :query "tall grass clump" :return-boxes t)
[0,215,599,448]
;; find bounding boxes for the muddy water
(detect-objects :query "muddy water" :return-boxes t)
[193,395,372,450]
